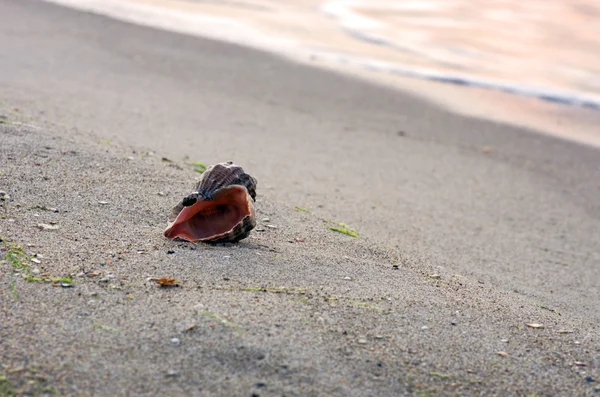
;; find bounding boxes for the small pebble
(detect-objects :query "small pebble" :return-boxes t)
[526,323,544,329]
[107,274,116,279]
[574,361,587,367]
[32,268,41,275]
[8,219,15,223]
[98,278,109,283]
[60,282,73,288]
[501,339,509,343]
[266,225,278,229]
[170,338,181,345]
[430,274,441,279]
[357,338,367,344]
[158,192,166,196]
[585,376,595,383]
[37,223,59,230]
[31,258,41,264]
[343,276,352,281]
[98,201,109,205]
[255,227,265,232]
[261,218,270,222]
[374,335,384,340]
[223,255,231,259]
[166,370,179,377]
[167,250,175,254]
[421,326,429,331]
[497,351,509,357]
[127,156,135,161]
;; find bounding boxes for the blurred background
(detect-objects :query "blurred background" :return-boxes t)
[51,0,600,145]
[113,0,600,108]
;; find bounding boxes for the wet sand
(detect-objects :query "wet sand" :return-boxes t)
[1,0,599,395]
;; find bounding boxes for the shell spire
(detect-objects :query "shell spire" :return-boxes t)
[164,162,257,243]
[194,162,256,201]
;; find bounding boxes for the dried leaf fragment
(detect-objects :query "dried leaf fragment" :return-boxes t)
[497,351,509,357]
[154,277,179,287]
[183,323,197,332]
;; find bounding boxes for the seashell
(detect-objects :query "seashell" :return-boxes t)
[164,161,257,243]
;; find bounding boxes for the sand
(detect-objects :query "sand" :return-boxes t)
[1,0,599,395]
[1,102,597,396]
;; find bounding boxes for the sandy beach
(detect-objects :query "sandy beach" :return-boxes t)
[1,0,599,395]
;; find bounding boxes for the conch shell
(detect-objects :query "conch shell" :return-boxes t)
[164,162,257,243]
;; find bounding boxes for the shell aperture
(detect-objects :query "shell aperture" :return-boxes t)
[164,162,257,243]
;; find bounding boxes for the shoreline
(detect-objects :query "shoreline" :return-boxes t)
[42,0,600,149]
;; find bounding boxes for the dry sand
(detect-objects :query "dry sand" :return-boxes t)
[1,105,597,396]
[1,0,599,395]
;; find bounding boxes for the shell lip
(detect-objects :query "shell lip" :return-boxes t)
[163,185,254,242]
